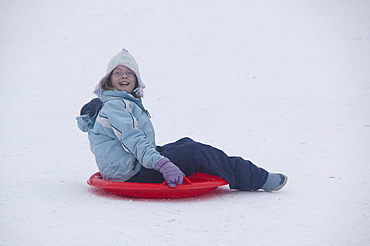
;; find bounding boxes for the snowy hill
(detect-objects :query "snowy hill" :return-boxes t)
[1,0,369,245]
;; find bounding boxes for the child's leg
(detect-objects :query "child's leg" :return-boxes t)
[157,137,269,191]
[126,165,164,183]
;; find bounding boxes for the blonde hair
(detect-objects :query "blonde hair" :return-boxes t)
[100,72,115,91]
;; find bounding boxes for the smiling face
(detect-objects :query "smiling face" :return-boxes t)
[110,66,137,94]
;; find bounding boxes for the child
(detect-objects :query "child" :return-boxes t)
[77,49,287,191]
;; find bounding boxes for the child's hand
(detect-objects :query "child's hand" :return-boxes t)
[154,158,185,188]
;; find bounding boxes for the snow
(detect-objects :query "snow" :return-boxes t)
[1,0,369,245]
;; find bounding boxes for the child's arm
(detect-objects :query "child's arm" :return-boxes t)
[100,99,163,169]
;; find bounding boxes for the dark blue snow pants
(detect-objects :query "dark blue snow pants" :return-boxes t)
[127,137,269,191]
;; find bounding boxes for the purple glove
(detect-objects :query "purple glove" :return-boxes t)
[155,158,185,188]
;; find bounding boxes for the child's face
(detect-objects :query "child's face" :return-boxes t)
[110,66,137,94]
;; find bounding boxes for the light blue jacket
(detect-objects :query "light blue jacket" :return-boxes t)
[77,90,163,181]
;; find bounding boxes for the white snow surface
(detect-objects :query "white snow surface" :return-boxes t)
[1,0,370,245]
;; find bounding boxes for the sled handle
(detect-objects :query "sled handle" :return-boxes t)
[183,177,192,184]
[161,176,192,186]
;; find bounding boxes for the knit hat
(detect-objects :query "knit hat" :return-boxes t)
[93,48,146,97]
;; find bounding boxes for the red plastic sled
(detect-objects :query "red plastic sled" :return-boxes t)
[87,172,229,199]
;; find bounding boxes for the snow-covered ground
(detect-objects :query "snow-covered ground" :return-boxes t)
[1,0,369,245]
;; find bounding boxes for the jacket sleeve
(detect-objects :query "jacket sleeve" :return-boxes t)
[99,99,163,169]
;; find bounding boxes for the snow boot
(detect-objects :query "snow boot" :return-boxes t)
[261,173,288,191]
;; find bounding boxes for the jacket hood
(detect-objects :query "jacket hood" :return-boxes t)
[76,98,102,132]
[76,90,149,133]
[76,114,97,132]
